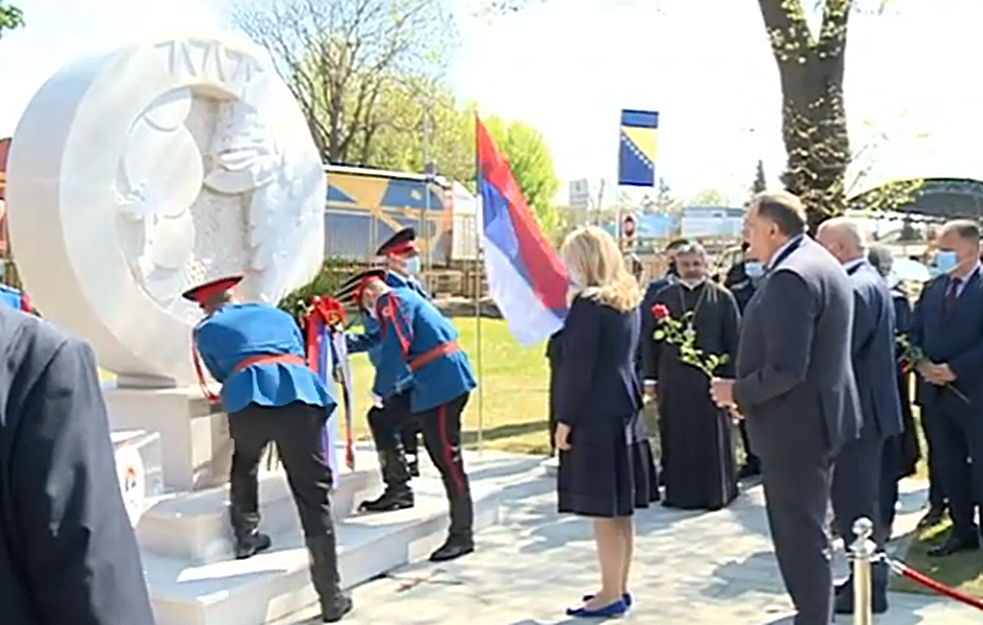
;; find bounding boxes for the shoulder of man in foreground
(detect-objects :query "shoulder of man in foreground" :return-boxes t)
[1,309,157,624]
[0,308,76,390]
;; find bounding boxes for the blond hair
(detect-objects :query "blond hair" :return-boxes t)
[561,226,642,313]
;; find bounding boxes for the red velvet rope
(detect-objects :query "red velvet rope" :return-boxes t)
[892,559,983,611]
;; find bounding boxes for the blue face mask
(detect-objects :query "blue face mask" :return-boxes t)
[935,250,960,274]
[405,256,421,275]
[744,261,765,279]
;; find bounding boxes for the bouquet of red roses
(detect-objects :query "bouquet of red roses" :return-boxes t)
[651,303,729,378]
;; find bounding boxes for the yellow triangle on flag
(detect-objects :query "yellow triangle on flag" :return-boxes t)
[621,126,658,163]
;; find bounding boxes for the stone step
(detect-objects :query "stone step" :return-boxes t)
[112,429,166,526]
[541,456,558,478]
[137,468,382,564]
[144,485,502,625]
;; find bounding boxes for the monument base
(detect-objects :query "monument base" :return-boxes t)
[104,385,230,492]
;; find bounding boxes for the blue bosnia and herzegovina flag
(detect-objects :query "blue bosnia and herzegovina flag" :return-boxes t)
[617,109,659,187]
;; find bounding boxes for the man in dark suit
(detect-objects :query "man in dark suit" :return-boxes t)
[911,220,983,557]
[0,309,156,624]
[725,242,766,479]
[710,191,861,625]
[866,244,921,537]
[816,218,903,615]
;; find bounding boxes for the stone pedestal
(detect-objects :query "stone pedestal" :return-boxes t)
[103,385,231,492]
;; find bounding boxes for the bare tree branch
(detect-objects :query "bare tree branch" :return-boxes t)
[231,0,452,164]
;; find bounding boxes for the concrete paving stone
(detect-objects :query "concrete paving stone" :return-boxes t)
[274,465,983,625]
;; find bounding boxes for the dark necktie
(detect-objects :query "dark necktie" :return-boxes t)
[944,277,962,316]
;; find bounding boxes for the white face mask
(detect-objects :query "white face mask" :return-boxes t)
[405,256,421,275]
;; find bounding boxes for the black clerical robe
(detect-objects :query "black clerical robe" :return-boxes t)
[643,281,741,510]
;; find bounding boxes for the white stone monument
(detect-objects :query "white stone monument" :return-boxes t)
[5,36,326,490]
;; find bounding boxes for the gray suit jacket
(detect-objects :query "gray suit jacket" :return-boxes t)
[0,309,155,625]
[734,237,861,457]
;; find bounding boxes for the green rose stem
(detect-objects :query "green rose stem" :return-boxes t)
[896,334,971,405]
[653,310,729,379]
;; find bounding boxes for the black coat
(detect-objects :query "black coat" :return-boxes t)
[0,310,155,625]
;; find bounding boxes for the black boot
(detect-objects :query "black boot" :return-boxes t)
[359,487,414,513]
[307,535,353,623]
[430,495,475,562]
[230,506,272,560]
[359,449,414,513]
[407,453,421,478]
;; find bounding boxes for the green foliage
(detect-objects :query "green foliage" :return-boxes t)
[277,257,356,327]
[688,188,729,207]
[358,74,474,185]
[752,159,767,194]
[759,0,856,229]
[232,0,454,165]
[481,115,561,235]
[0,2,24,36]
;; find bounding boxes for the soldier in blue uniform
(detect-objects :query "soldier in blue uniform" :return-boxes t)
[186,276,353,623]
[338,268,478,562]
[347,228,429,513]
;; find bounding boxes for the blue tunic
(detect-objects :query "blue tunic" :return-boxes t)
[194,303,337,415]
[0,284,25,310]
[375,288,476,412]
[346,271,426,398]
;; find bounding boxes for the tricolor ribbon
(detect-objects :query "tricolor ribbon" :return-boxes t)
[304,297,355,472]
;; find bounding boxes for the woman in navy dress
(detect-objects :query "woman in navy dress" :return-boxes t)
[554,226,659,619]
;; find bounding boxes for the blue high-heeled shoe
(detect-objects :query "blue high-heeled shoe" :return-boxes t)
[566,597,629,618]
[581,592,633,608]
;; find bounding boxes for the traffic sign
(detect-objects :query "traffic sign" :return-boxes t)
[623,213,637,238]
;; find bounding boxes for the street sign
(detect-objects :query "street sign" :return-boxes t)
[568,179,591,209]
[623,213,637,238]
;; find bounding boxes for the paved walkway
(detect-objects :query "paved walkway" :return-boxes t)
[283,452,981,624]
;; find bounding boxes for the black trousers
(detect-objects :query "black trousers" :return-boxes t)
[931,404,983,539]
[229,402,335,539]
[832,434,887,548]
[738,419,760,470]
[368,392,414,455]
[920,407,949,510]
[414,392,474,535]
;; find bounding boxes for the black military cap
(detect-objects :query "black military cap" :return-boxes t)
[334,268,387,303]
[376,227,418,256]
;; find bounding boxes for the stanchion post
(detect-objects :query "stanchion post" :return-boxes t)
[850,517,876,625]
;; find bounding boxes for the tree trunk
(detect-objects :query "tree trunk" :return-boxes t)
[758,0,853,231]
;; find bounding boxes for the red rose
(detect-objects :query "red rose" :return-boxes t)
[652,303,670,320]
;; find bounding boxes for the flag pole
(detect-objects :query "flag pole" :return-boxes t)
[473,112,485,455]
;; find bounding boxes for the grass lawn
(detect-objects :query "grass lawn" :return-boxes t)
[893,516,983,598]
[893,404,983,598]
[345,317,552,454]
[102,318,553,454]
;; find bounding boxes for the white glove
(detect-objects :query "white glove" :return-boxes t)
[371,394,384,408]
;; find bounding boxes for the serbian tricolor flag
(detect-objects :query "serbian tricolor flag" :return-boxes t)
[476,116,569,345]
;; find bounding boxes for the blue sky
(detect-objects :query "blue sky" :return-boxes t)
[2,0,981,205]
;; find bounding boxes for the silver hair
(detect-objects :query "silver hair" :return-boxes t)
[866,243,893,278]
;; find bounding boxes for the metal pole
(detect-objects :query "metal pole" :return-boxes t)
[850,517,876,625]
[472,113,485,454]
[422,109,432,273]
